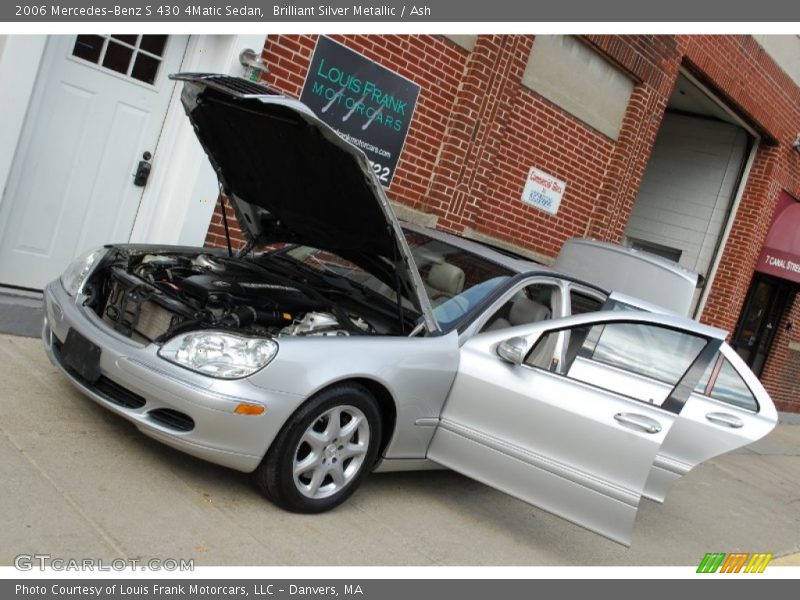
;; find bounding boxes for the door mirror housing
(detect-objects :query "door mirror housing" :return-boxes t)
[496,336,528,365]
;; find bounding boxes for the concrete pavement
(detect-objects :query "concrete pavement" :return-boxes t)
[1,333,798,566]
[774,553,800,566]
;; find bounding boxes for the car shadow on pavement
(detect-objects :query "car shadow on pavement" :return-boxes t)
[19,369,800,566]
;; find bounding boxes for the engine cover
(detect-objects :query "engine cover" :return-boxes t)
[180,268,324,312]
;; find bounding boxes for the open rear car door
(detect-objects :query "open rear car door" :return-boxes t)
[428,311,777,545]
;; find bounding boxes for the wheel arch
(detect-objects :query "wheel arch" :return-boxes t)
[347,377,398,459]
[265,376,399,461]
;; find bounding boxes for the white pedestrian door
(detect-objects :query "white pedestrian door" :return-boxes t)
[0,34,188,290]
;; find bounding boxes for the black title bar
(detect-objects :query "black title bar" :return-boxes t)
[5,579,800,600]
[4,0,800,22]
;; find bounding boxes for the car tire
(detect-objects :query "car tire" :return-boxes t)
[253,383,382,513]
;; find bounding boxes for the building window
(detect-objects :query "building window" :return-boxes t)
[72,35,168,85]
[522,35,634,140]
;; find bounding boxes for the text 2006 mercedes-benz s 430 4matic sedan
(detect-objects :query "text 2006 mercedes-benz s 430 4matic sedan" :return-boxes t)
[43,73,777,546]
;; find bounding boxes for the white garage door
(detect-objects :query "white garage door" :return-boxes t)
[625,112,749,296]
[0,34,188,290]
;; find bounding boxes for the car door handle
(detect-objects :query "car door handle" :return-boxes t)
[614,412,662,434]
[705,412,744,428]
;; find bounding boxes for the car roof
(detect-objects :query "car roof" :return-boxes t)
[399,222,729,338]
[401,221,548,274]
[401,221,614,300]
[589,310,728,340]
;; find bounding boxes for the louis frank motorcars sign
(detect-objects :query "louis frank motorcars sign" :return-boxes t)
[300,35,421,187]
[521,166,566,215]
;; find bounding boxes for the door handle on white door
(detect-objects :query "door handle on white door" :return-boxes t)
[705,412,744,428]
[133,151,153,187]
[614,412,662,434]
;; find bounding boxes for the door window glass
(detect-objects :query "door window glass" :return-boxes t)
[694,354,758,412]
[72,35,168,85]
[712,359,758,411]
[72,35,104,63]
[569,290,604,315]
[526,321,707,406]
[590,323,706,385]
[102,41,134,75]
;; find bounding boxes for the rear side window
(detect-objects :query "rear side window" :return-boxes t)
[570,291,604,315]
[695,354,758,412]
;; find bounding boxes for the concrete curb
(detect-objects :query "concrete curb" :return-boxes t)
[0,292,43,338]
[778,412,800,425]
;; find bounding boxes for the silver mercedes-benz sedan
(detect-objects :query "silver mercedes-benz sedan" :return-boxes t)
[43,74,777,546]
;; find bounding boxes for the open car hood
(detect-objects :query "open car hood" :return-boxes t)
[172,73,438,333]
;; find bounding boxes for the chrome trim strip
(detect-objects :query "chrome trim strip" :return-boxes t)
[438,418,640,507]
[651,453,691,476]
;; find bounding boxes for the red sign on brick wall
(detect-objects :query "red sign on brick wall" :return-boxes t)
[756,193,800,284]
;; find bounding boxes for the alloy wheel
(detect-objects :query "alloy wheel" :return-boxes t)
[292,405,370,499]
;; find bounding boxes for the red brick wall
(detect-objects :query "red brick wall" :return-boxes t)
[675,36,800,412]
[266,34,469,214]
[202,34,800,411]
[581,36,682,243]
[205,33,470,250]
[679,36,800,332]
[469,40,617,255]
[205,197,247,252]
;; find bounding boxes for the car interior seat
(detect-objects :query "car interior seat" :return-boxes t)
[425,262,466,305]
[485,293,552,331]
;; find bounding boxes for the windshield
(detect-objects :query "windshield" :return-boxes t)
[280,230,514,332]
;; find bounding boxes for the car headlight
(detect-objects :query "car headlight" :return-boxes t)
[158,331,278,379]
[60,247,108,296]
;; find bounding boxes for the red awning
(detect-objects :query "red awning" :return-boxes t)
[756,193,800,284]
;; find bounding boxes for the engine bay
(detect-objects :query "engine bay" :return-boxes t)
[83,248,394,344]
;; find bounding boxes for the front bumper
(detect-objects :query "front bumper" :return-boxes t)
[42,281,304,472]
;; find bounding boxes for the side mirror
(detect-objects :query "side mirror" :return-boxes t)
[496,336,528,365]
